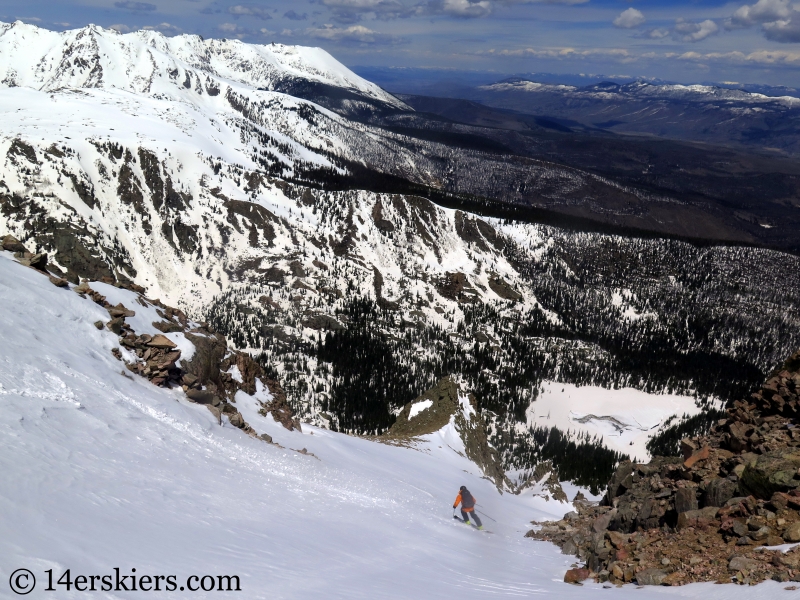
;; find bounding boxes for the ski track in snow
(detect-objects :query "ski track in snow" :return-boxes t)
[0,255,787,598]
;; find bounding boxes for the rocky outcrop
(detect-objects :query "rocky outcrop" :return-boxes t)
[529,349,800,586]
[384,377,509,490]
[1,240,295,438]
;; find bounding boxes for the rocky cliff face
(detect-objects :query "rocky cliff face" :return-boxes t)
[384,377,508,490]
[529,349,800,587]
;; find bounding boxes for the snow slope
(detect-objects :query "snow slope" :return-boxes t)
[0,227,786,599]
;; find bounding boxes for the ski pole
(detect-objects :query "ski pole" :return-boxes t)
[475,509,496,522]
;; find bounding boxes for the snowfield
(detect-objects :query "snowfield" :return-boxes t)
[526,382,708,461]
[0,251,785,598]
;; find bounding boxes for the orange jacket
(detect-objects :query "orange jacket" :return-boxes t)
[453,493,475,512]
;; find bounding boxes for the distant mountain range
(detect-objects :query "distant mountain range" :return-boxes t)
[1,21,799,487]
[466,77,800,155]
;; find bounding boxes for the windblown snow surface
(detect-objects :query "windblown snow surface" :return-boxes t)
[0,254,783,599]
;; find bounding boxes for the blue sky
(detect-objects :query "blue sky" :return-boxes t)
[4,1,800,86]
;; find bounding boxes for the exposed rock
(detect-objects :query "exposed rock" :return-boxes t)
[258,379,300,432]
[186,389,220,406]
[728,556,759,572]
[739,451,800,499]
[228,412,246,429]
[528,347,800,586]
[487,275,522,302]
[564,568,590,584]
[206,404,221,424]
[147,334,177,349]
[675,487,698,514]
[385,376,508,489]
[108,303,135,318]
[676,506,719,530]
[784,521,800,542]
[683,445,710,468]
[1,234,28,253]
[301,314,344,331]
[106,317,124,335]
[48,275,69,288]
[636,569,667,586]
[705,477,737,508]
[153,320,182,333]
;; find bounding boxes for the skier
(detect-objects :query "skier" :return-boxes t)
[453,485,483,529]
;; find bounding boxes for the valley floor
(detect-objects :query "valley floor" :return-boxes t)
[0,255,789,598]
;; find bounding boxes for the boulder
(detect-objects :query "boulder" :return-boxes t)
[108,304,135,318]
[206,405,221,424]
[705,478,737,508]
[106,317,124,335]
[677,506,719,530]
[739,451,800,499]
[728,556,759,573]
[48,275,69,288]
[147,334,177,349]
[606,461,634,503]
[680,438,697,461]
[675,488,698,514]
[229,412,245,428]
[259,433,273,443]
[683,445,710,469]
[1,234,28,253]
[563,568,590,584]
[185,389,220,406]
[636,568,667,586]
[592,511,615,533]
[783,522,800,543]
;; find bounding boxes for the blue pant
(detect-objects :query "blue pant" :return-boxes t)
[461,509,482,526]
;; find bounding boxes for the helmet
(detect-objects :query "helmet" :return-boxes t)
[460,485,467,492]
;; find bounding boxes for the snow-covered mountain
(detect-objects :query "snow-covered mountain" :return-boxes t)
[0,20,404,109]
[3,250,787,598]
[1,21,799,494]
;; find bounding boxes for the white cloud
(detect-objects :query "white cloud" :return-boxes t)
[108,23,131,33]
[306,24,399,43]
[674,18,719,42]
[486,46,634,63]
[644,28,670,39]
[428,0,493,18]
[726,0,800,42]
[114,1,156,11]
[228,5,273,20]
[500,0,589,4]
[215,22,250,39]
[142,22,181,34]
[613,8,645,29]
[727,0,793,28]
[762,16,800,41]
[677,48,800,65]
[319,0,414,22]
